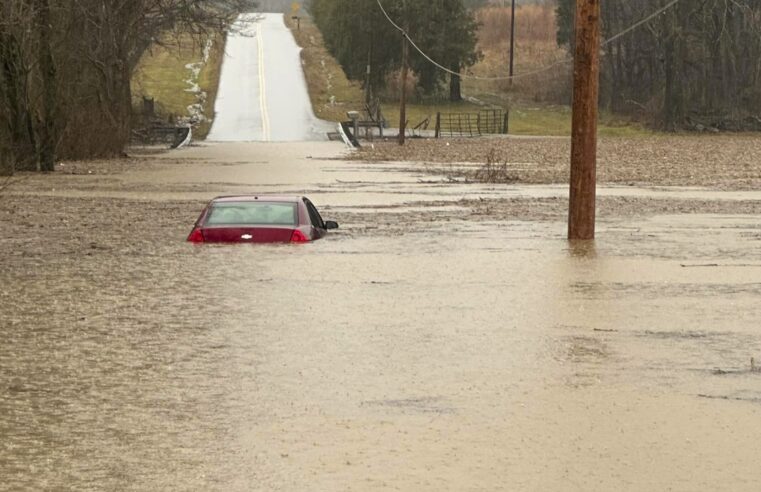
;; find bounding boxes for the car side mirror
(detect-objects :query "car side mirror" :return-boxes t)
[324,221,339,230]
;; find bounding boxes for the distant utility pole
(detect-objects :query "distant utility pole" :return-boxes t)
[364,1,373,107]
[398,0,409,146]
[365,45,372,106]
[508,0,516,86]
[568,0,601,240]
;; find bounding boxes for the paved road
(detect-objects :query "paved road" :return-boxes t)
[207,13,333,142]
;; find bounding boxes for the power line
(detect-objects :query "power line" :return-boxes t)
[375,0,682,82]
[602,0,680,46]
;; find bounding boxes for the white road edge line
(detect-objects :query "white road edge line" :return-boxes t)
[257,25,271,141]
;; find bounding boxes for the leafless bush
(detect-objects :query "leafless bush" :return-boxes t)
[0,138,13,176]
[472,148,518,183]
[468,3,569,105]
[0,174,29,200]
[384,69,420,102]
[0,162,12,178]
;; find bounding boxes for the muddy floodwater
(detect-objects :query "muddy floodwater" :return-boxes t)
[2,142,761,490]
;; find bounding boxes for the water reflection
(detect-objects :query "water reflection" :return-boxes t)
[567,239,597,258]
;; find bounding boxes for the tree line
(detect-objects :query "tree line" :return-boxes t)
[0,0,249,176]
[307,0,481,104]
[557,0,761,130]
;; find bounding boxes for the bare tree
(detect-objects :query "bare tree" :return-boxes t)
[0,1,37,175]
[557,0,761,129]
[38,0,57,171]
[0,0,249,173]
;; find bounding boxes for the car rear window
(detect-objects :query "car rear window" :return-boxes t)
[205,202,297,226]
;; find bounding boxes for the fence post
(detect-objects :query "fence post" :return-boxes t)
[503,111,509,134]
[435,112,441,138]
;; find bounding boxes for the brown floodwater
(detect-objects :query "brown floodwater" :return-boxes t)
[2,142,761,490]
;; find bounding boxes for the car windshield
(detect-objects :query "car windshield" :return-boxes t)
[205,202,297,226]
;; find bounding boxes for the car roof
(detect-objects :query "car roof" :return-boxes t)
[211,195,304,203]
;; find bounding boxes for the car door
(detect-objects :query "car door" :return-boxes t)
[303,198,327,239]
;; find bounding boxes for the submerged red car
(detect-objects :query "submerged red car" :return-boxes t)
[187,195,339,243]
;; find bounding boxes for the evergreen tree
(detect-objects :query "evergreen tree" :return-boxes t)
[555,0,574,47]
[407,0,481,101]
[311,0,481,101]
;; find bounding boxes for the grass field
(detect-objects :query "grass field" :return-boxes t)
[507,106,650,137]
[377,102,648,137]
[132,33,226,140]
[285,15,365,122]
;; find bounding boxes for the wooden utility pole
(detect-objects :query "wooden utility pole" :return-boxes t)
[568,0,601,240]
[398,30,409,145]
[397,0,408,145]
[508,0,516,86]
[365,38,373,106]
[363,0,373,108]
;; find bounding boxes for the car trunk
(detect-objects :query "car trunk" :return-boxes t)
[201,226,296,243]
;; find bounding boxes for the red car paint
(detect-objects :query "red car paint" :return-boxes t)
[187,195,338,244]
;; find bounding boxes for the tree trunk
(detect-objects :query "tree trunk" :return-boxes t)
[662,7,685,131]
[0,33,16,175]
[449,63,462,102]
[117,54,133,153]
[1,27,38,171]
[37,0,57,172]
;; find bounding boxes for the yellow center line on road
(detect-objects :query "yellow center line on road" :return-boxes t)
[257,25,271,141]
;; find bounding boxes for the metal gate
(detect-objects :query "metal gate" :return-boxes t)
[435,109,508,138]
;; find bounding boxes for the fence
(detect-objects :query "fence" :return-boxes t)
[435,109,509,138]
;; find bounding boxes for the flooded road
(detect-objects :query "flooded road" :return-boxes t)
[2,142,761,490]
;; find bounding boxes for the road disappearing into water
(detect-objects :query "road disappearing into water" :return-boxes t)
[207,13,333,142]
